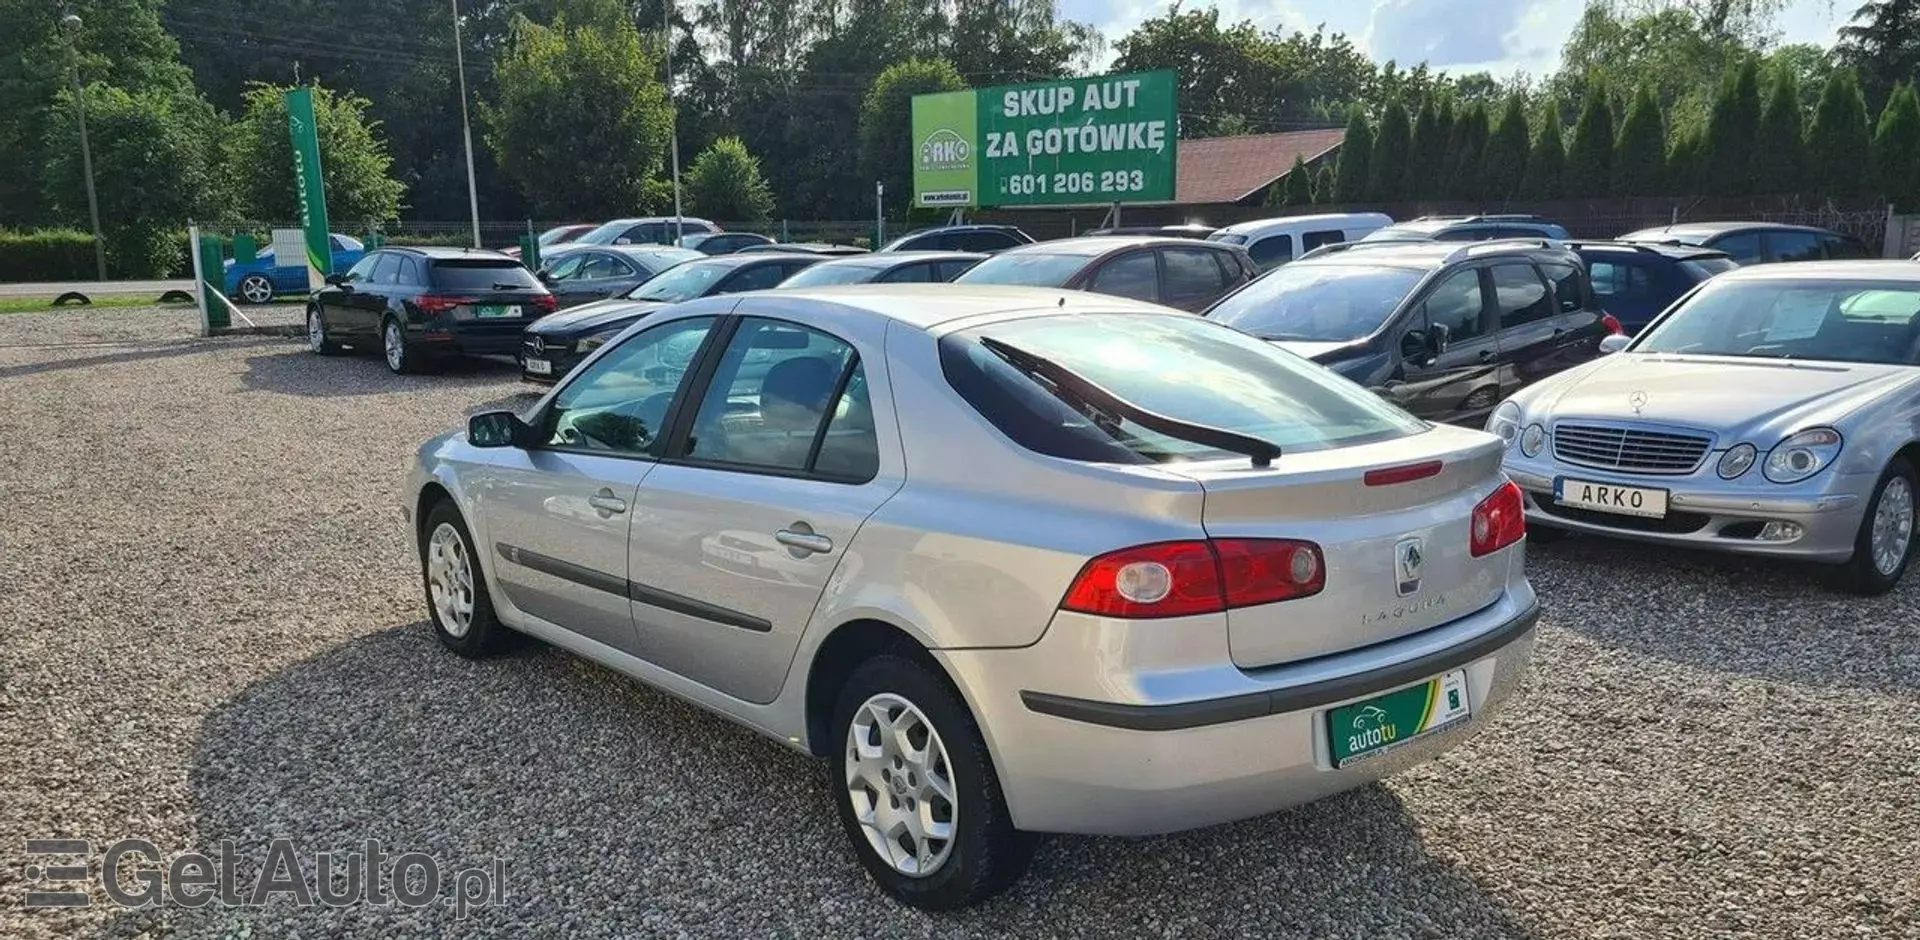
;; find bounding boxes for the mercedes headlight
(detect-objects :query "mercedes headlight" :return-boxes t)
[1763,428,1842,483]
[1717,443,1757,479]
[1487,401,1523,447]
[1520,424,1546,458]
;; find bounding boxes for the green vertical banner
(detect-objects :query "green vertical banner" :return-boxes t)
[286,87,332,280]
[910,90,981,208]
[198,234,229,331]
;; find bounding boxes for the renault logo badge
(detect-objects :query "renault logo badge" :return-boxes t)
[1394,537,1424,596]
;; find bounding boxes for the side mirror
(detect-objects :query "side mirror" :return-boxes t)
[1599,333,1631,354]
[324,272,347,286]
[1399,330,1430,360]
[467,410,533,449]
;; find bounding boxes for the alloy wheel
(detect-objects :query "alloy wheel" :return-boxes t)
[240,275,273,304]
[385,322,405,372]
[844,693,958,878]
[307,310,325,353]
[426,523,475,637]
[1870,476,1914,576]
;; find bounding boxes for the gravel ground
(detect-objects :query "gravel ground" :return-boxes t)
[0,305,1915,939]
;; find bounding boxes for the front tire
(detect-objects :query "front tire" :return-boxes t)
[237,273,275,305]
[419,501,511,657]
[307,306,344,355]
[1833,456,1916,595]
[831,654,1035,910]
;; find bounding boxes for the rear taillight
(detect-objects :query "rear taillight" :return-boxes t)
[417,295,476,314]
[1470,481,1527,557]
[1060,538,1324,619]
[531,294,558,313]
[1600,313,1624,335]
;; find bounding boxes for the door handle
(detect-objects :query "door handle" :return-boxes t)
[775,528,833,554]
[1478,350,1495,363]
[588,488,627,515]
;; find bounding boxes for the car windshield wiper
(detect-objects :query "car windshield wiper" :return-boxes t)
[977,336,1282,468]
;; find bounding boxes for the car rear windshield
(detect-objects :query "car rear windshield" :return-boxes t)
[431,260,541,290]
[940,313,1427,464]
[953,251,1091,288]
[1204,263,1425,341]
[778,263,885,287]
[1679,256,1739,280]
[1635,278,1920,364]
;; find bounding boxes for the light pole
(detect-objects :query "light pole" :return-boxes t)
[60,9,107,281]
[663,0,683,243]
[451,0,481,248]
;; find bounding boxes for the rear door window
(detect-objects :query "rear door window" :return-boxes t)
[879,262,935,283]
[1247,235,1294,268]
[952,231,1019,252]
[432,260,542,291]
[1709,232,1764,263]
[1537,260,1587,312]
[1161,248,1231,308]
[1302,230,1346,252]
[939,313,1426,464]
[1823,234,1872,259]
[934,258,981,280]
[1088,251,1159,302]
[1491,263,1555,327]
[368,254,400,285]
[1767,230,1825,262]
[581,253,635,279]
[717,263,790,293]
[1589,260,1656,300]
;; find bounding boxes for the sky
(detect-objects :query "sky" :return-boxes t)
[1060,0,1853,79]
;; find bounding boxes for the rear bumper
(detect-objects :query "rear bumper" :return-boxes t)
[934,583,1539,836]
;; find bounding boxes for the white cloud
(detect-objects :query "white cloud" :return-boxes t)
[1363,0,1585,75]
[1072,0,1309,70]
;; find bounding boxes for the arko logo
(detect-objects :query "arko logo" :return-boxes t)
[919,129,971,171]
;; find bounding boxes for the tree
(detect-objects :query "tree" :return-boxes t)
[484,11,672,218]
[1405,94,1442,200]
[1701,57,1764,195]
[1565,76,1616,197]
[1333,106,1373,203]
[1483,94,1532,201]
[1369,96,1413,201]
[1282,155,1314,206]
[1835,0,1920,111]
[1754,65,1809,193]
[227,83,405,225]
[685,136,775,221]
[1313,164,1336,204]
[1614,85,1667,195]
[41,83,224,276]
[1521,102,1567,199]
[858,58,966,216]
[1872,83,1920,208]
[1667,126,1705,194]
[1809,69,1877,198]
[1111,6,1271,139]
[1442,102,1489,200]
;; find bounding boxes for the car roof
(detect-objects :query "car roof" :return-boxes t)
[1715,259,1920,281]
[996,235,1226,257]
[1213,212,1394,237]
[748,284,1176,331]
[1620,221,1838,240]
[686,251,822,269]
[806,251,988,270]
[389,246,518,260]
[1295,238,1574,269]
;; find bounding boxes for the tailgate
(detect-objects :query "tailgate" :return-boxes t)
[1167,424,1513,669]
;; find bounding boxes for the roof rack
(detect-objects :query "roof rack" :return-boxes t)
[1444,238,1562,264]
[1409,213,1550,224]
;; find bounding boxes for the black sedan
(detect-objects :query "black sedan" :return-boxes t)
[535,245,704,309]
[679,232,775,255]
[953,236,1257,312]
[519,252,823,383]
[775,251,985,287]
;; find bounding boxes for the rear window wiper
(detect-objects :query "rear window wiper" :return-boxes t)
[492,282,530,290]
[977,336,1282,468]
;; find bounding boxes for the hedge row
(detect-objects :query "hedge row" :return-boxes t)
[0,229,99,282]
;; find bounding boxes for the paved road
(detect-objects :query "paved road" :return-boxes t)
[0,279,195,298]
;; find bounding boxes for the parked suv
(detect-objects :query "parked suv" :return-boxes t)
[955,236,1257,311]
[1617,222,1874,265]
[1567,241,1737,333]
[1204,240,1617,424]
[306,247,557,374]
[1361,214,1571,243]
[880,224,1035,253]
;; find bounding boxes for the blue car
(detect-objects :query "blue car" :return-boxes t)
[224,234,366,304]
[1568,241,1737,334]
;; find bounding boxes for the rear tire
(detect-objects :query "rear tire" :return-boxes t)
[383,316,424,374]
[831,654,1035,910]
[419,501,511,657]
[1831,457,1915,595]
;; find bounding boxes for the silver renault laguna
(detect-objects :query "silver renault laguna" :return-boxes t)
[403,285,1539,909]
[1492,261,1920,593]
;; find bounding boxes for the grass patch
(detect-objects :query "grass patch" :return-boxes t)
[0,295,196,315]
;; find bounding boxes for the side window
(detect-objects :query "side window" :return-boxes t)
[683,318,876,480]
[1588,261,1655,300]
[544,316,717,457]
[1491,263,1555,327]
[1434,226,1488,242]
[580,253,634,279]
[879,262,935,283]
[1161,248,1230,308]
[1537,260,1586,312]
[1248,235,1294,269]
[1421,267,1489,341]
[368,254,400,285]
[342,255,379,283]
[397,257,424,286]
[935,259,981,281]
[1823,234,1871,259]
[1768,231,1825,262]
[955,231,1016,252]
[1088,251,1160,302]
[543,254,587,281]
[717,263,789,293]
[1710,233,1764,264]
[1301,229,1345,252]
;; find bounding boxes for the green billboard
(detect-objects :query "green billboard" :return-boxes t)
[910,70,1178,208]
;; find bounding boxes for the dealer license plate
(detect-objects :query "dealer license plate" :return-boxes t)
[1554,477,1669,519]
[476,304,521,318]
[523,358,552,376]
[1327,669,1471,768]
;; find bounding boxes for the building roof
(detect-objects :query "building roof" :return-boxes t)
[1176,128,1346,205]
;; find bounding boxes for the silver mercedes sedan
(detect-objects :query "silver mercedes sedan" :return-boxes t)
[1492,261,1920,593]
[403,285,1539,909]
